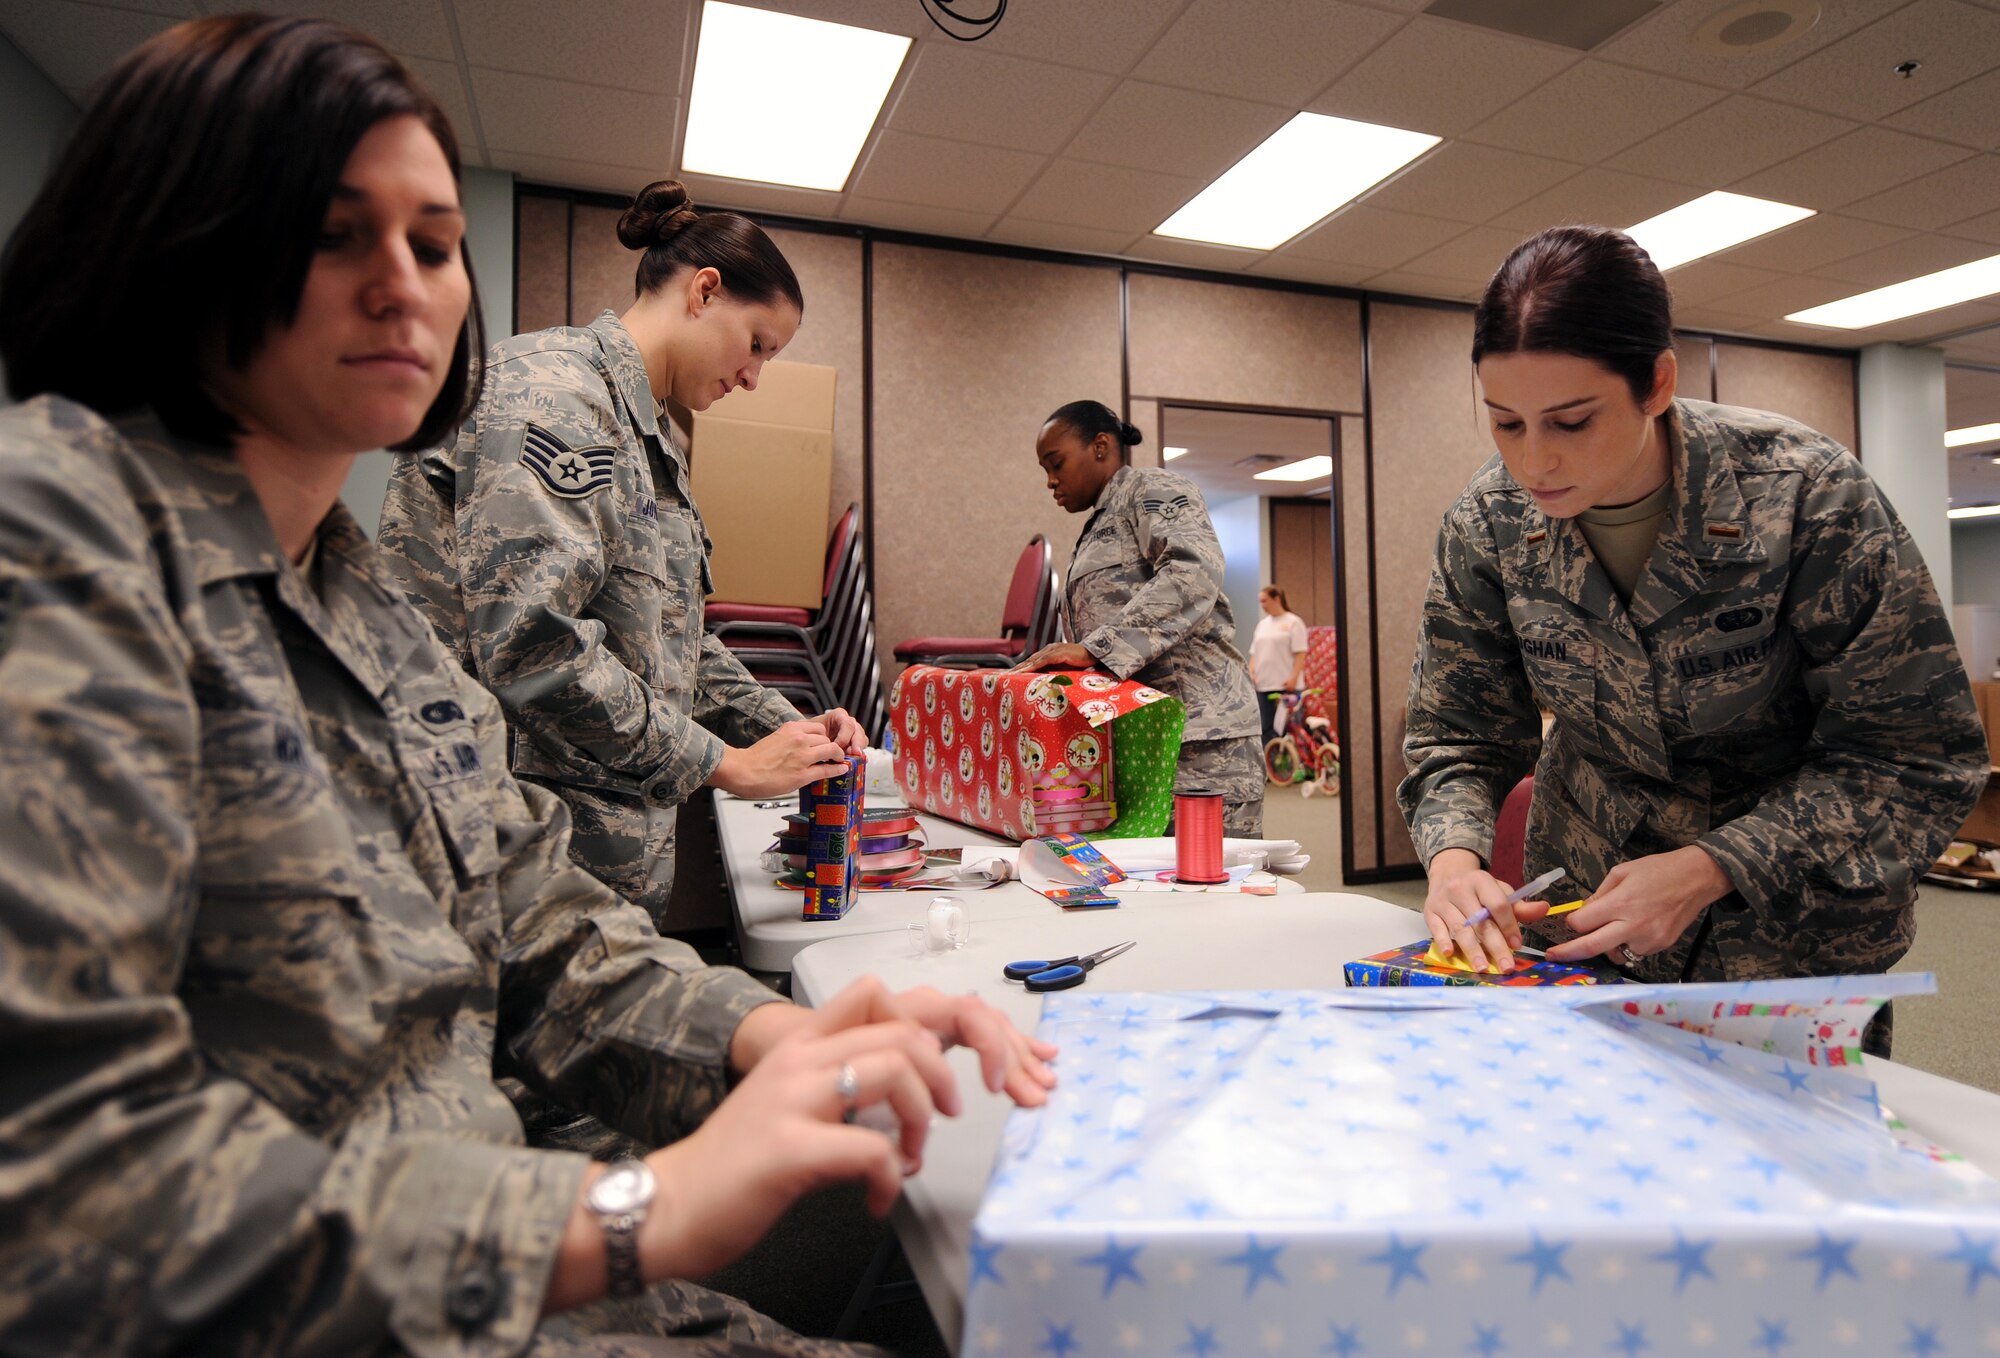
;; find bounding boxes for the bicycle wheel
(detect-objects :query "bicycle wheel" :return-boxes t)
[1313,742,1341,797]
[1264,735,1302,784]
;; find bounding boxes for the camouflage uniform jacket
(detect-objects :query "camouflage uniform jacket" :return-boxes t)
[380,311,799,912]
[0,397,782,1357]
[1400,398,1988,982]
[1068,465,1259,744]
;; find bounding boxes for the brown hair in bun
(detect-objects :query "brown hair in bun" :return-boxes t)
[615,178,803,314]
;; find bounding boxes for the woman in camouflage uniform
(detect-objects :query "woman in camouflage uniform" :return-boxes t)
[0,18,1052,1355]
[1400,226,1986,1051]
[1018,400,1264,835]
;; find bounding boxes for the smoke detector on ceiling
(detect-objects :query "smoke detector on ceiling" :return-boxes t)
[1691,0,1821,57]
[1234,454,1287,470]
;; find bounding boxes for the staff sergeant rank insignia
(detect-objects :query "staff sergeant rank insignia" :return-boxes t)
[1142,493,1192,522]
[521,423,616,499]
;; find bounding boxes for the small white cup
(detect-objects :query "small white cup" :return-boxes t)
[907,896,972,954]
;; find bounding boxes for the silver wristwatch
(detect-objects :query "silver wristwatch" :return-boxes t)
[584,1158,655,1299]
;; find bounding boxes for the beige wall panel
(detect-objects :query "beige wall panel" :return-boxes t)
[871,244,1122,672]
[1714,342,1858,453]
[568,204,633,326]
[1337,412,1376,874]
[766,228,866,528]
[1673,334,1714,401]
[515,195,570,335]
[1127,273,1364,413]
[1127,398,1161,470]
[1368,303,1498,872]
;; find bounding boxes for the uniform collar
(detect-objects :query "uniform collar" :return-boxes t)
[588,310,664,443]
[116,410,290,587]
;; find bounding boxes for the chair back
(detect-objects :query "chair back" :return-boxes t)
[1490,775,1536,890]
[999,536,1050,638]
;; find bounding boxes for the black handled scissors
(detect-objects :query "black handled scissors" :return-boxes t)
[1002,940,1136,992]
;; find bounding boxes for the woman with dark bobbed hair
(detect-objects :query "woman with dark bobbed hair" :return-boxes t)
[1400,225,1985,1050]
[0,17,1048,1354]
[1017,399,1264,834]
[381,181,866,926]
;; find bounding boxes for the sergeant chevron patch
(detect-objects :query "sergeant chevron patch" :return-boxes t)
[522,424,616,498]
[1142,493,1192,521]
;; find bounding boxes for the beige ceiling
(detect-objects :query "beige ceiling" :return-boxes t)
[1161,405,1338,502]
[10,0,2000,500]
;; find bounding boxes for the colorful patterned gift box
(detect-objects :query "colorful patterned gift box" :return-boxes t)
[797,757,863,920]
[965,973,2000,1358]
[890,666,1184,841]
[1345,938,1627,987]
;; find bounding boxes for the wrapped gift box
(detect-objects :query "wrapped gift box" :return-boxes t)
[966,974,2000,1357]
[1346,938,1626,987]
[890,666,1184,841]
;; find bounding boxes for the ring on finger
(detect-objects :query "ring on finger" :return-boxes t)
[1617,944,1641,967]
[835,1062,860,1124]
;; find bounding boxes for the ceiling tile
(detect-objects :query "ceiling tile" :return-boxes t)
[0,0,178,92]
[454,0,688,94]
[1710,213,1913,272]
[1464,59,1724,163]
[1855,296,2000,344]
[1280,205,1470,269]
[1811,231,2000,286]
[1358,142,1581,224]
[1592,0,1887,89]
[258,0,454,59]
[848,131,1046,214]
[1717,273,1870,319]
[1010,158,1205,235]
[1729,126,1973,210]
[471,67,676,168]
[1124,237,1265,272]
[1603,95,1853,188]
[1490,167,1702,235]
[674,173,844,218]
[1305,15,1575,137]
[1132,0,1406,105]
[984,219,1141,256]
[1064,81,1291,182]
[1948,206,2000,244]
[1396,225,1528,284]
[492,150,662,195]
[1842,155,2000,231]
[1362,269,1483,303]
[971,0,1188,73]
[729,0,926,41]
[1884,69,2000,150]
[885,45,1112,154]
[1245,255,1379,288]
[838,196,997,238]
[1659,258,1792,308]
[402,56,477,153]
[1749,0,2000,121]
[1673,307,1763,335]
[46,0,192,14]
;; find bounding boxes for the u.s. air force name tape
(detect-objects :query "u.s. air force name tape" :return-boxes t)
[521,424,616,499]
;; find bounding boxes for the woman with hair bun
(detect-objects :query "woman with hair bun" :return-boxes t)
[1017,399,1264,834]
[1401,225,1985,1050]
[382,180,867,925]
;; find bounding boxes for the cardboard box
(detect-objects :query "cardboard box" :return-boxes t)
[1974,680,2000,766]
[966,974,1998,1358]
[688,361,836,609]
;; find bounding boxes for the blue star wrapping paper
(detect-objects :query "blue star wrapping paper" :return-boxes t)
[964,975,2000,1357]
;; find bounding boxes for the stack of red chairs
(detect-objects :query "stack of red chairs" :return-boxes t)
[1301,625,1339,732]
[891,534,1063,670]
[707,502,886,733]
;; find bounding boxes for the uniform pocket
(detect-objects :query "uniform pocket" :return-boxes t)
[1515,621,1598,734]
[1670,619,1787,735]
[405,732,501,889]
[194,710,357,896]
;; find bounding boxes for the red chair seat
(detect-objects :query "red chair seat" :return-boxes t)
[728,635,807,652]
[708,601,813,626]
[893,635,1027,661]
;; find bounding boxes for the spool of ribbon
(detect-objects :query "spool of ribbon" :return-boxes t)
[1173,791,1228,885]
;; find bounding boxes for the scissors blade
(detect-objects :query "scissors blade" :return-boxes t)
[1080,940,1136,969]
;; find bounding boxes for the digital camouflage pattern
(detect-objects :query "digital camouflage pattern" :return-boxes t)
[1401,399,1988,989]
[380,312,798,920]
[0,396,884,1358]
[1067,465,1263,834]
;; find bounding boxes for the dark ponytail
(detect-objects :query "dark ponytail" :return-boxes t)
[617,179,803,313]
[1472,225,1674,404]
[1045,399,1141,458]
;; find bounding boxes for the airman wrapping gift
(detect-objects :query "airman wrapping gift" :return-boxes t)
[889,666,1184,842]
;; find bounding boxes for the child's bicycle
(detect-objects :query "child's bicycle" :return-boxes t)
[1264,688,1340,797]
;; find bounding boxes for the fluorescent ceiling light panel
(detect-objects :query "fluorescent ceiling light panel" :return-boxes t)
[1945,422,2000,447]
[1947,504,2000,520]
[1154,113,1440,251]
[1626,191,1814,272]
[682,2,909,192]
[1163,446,1189,461]
[1255,455,1335,483]
[1786,252,2000,329]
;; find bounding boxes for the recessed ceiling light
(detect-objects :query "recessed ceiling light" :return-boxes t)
[1786,253,2000,329]
[1254,455,1335,483]
[1945,422,2000,447]
[682,2,910,193]
[1154,113,1440,252]
[1627,191,1814,271]
[1163,446,1189,461]
[1947,504,2000,520]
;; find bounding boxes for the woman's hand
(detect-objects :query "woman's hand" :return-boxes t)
[1544,845,1733,968]
[819,706,869,756]
[1013,642,1093,672]
[1421,847,1548,974]
[709,720,850,798]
